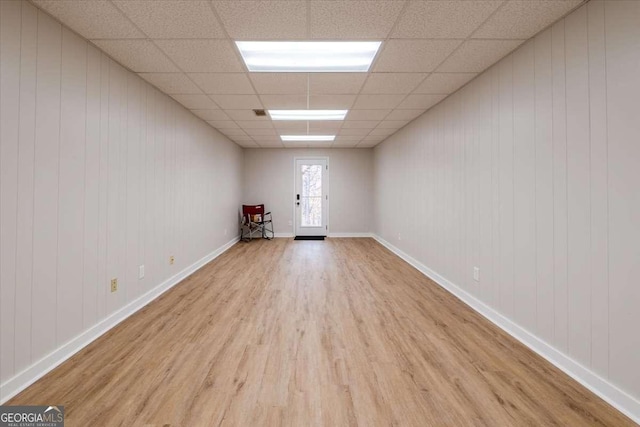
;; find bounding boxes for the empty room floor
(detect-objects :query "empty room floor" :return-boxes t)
[8,239,634,426]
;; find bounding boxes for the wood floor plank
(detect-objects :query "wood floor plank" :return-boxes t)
[8,238,636,426]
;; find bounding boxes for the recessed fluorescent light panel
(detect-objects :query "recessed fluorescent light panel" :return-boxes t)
[281,135,335,142]
[269,110,347,121]
[235,41,382,72]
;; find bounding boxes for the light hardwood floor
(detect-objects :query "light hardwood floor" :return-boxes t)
[8,238,635,426]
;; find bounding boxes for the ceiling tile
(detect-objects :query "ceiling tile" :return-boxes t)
[309,95,356,109]
[33,0,143,39]
[309,143,337,149]
[341,121,379,129]
[376,120,409,129]
[245,128,278,137]
[339,128,371,136]
[188,73,254,94]
[213,1,307,39]
[260,95,307,109]
[346,110,391,121]
[171,94,218,110]
[385,109,424,121]
[309,1,405,39]
[361,73,427,94]
[226,110,271,121]
[309,121,343,131]
[235,140,260,148]
[220,128,248,137]
[113,1,225,39]
[210,95,262,110]
[277,130,304,137]
[255,141,285,148]
[414,73,477,94]
[229,135,254,142]
[392,1,502,39]
[437,40,523,73]
[92,40,178,73]
[309,74,367,94]
[374,40,462,73]
[352,94,405,110]
[156,40,243,72]
[334,136,363,143]
[250,74,308,94]
[191,109,230,121]
[369,128,396,137]
[361,135,386,143]
[138,73,202,94]
[273,121,308,131]
[251,136,280,142]
[236,121,274,129]
[358,140,382,148]
[397,94,447,110]
[473,0,582,40]
[207,120,239,129]
[332,142,359,148]
[282,142,311,148]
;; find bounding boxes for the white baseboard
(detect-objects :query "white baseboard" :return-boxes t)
[372,234,640,425]
[0,235,240,404]
[328,232,373,238]
[274,232,294,238]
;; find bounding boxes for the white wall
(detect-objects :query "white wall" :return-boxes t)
[243,148,373,236]
[374,0,640,418]
[0,0,243,399]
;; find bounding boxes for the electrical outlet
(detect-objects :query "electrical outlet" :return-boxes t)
[473,267,480,282]
[288,220,292,226]
[139,265,145,279]
[224,228,228,236]
[398,233,402,241]
[169,256,175,265]
[110,278,118,293]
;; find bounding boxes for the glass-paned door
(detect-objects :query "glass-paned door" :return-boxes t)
[295,158,328,236]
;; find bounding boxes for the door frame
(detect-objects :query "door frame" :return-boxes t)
[292,156,330,237]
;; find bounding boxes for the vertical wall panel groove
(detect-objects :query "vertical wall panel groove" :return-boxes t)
[1,0,22,380]
[534,28,554,344]
[82,43,101,331]
[586,0,609,379]
[14,1,37,374]
[565,5,591,366]
[57,27,87,345]
[605,0,640,398]
[551,18,569,353]
[31,9,61,361]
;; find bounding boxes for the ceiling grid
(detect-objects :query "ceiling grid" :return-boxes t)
[32,0,587,148]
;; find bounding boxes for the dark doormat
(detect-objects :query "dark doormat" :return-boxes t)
[294,236,325,240]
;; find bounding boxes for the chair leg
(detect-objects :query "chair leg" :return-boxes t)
[263,221,274,240]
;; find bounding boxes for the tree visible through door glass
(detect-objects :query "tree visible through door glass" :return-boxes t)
[301,165,322,227]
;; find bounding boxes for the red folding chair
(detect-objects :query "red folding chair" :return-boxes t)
[240,204,274,241]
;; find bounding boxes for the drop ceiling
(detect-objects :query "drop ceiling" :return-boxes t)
[32,0,584,148]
